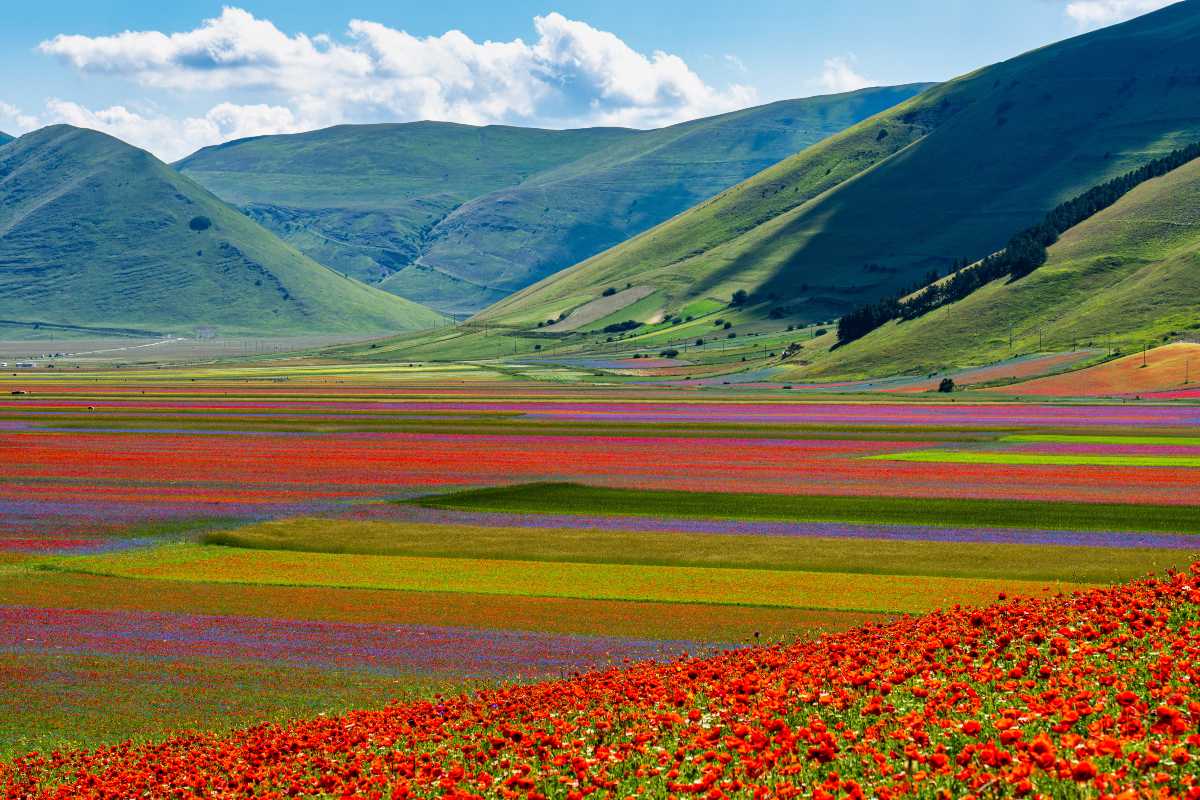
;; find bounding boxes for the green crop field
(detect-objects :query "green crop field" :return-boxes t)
[416,482,1200,534]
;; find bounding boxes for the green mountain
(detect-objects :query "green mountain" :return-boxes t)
[0,133,12,147]
[479,2,1200,333]
[176,123,640,307]
[804,151,1200,379]
[379,88,930,314]
[177,86,928,316]
[0,126,444,337]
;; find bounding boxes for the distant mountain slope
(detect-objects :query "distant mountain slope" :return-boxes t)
[177,123,640,296]
[0,132,12,147]
[479,1,1200,331]
[802,151,1200,378]
[380,87,930,314]
[178,87,927,316]
[0,126,444,336]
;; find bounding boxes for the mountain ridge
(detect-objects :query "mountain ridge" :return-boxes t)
[178,86,931,316]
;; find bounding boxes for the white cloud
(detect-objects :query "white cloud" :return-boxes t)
[818,55,873,94]
[0,101,40,132]
[724,54,748,74]
[0,99,304,161]
[1064,0,1180,27]
[32,8,755,158]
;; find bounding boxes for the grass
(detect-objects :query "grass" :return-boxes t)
[810,157,1200,380]
[0,126,444,337]
[412,482,1200,534]
[205,517,1197,584]
[48,543,1088,614]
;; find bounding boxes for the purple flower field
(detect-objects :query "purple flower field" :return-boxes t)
[0,606,710,680]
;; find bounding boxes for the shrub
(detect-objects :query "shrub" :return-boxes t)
[188,216,212,231]
[938,377,956,393]
[602,320,642,334]
[659,348,679,358]
[602,287,617,297]
[730,289,748,307]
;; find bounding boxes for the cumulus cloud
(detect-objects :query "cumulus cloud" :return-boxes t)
[31,8,754,158]
[0,101,40,133]
[818,55,873,94]
[0,99,304,161]
[1063,0,1180,27]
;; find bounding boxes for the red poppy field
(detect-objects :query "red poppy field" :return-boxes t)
[6,564,1200,799]
[3,366,1200,796]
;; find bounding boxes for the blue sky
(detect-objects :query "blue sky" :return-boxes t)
[0,0,1181,159]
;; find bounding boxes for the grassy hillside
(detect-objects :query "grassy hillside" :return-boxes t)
[381,86,930,314]
[177,123,640,294]
[799,153,1200,378]
[0,126,445,337]
[478,2,1200,334]
[178,88,927,316]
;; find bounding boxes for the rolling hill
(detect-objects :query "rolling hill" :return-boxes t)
[0,132,12,147]
[799,150,1200,379]
[477,1,1200,335]
[176,122,636,304]
[177,86,929,316]
[0,126,445,337]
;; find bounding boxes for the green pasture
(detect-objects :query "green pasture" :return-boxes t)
[413,482,1200,534]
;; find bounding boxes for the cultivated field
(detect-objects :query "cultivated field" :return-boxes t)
[3,362,1200,785]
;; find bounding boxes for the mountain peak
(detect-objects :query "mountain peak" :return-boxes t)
[0,122,443,336]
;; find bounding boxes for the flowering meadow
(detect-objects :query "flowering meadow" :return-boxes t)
[6,565,1200,798]
[3,368,1200,788]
